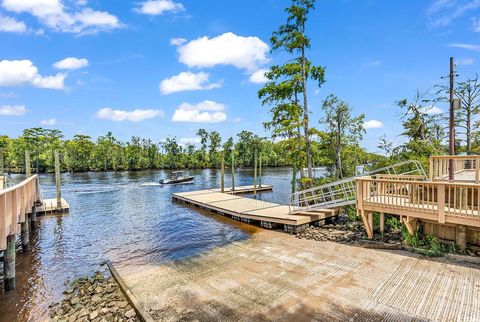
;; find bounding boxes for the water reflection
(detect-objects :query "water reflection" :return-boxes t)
[0,168,299,321]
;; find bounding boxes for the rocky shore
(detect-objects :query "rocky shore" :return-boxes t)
[296,214,403,246]
[49,271,140,322]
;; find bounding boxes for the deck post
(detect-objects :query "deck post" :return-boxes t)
[55,150,62,211]
[21,219,30,253]
[292,164,296,194]
[429,157,433,181]
[254,150,257,196]
[3,234,16,291]
[25,150,31,177]
[360,210,373,239]
[379,212,385,233]
[231,150,235,191]
[456,225,467,249]
[437,183,445,224]
[475,158,480,184]
[220,150,225,193]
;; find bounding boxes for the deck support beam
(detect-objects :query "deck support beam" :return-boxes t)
[360,210,374,239]
[403,216,417,235]
[3,234,16,291]
[379,212,385,233]
[456,225,467,249]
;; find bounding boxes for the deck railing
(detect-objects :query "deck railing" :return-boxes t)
[429,155,480,183]
[0,175,39,250]
[356,176,480,226]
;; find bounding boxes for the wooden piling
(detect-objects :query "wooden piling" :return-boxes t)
[55,150,62,211]
[292,165,297,194]
[3,234,16,291]
[456,225,467,249]
[21,220,30,252]
[221,150,225,193]
[231,151,235,191]
[25,150,31,177]
[254,150,257,196]
[259,150,262,187]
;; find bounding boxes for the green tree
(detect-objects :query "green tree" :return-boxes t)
[321,95,365,179]
[270,0,326,182]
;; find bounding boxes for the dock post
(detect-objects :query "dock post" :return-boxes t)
[30,203,37,231]
[292,165,297,194]
[55,150,62,211]
[25,150,31,177]
[231,150,235,191]
[221,150,225,193]
[3,234,16,291]
[21,220,30,253]
[456,225,467,250]
[254,150,257,196]
[259,150,262,187]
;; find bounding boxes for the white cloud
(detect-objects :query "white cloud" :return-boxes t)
[177,32,269,72]
[159,71,221,95]
[172,100,227,123]
[96,108,164,122]
[0,59,66,89]
[1,0,122,34]
[179,137,201,145]
[363,60,382,67]
[170,37,186,46]
[448,43,480,51]
[249,69,268,84]
[457,57,474,65]
[40,118,56,125]
[0,104,26,116]
[473,17,480,31]
[0,15,27,32]
[135,0,184,15]
[424,106,444,115]
[363,120,384,129]
[53,57,89,70]
[427,0,480,27]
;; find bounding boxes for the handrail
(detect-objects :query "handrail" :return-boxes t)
[356,176,480,225]
[0,175,38,195]
[429,155,480,183]
[0,174,40,250]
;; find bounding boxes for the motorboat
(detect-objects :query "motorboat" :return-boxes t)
[159,171,194,184]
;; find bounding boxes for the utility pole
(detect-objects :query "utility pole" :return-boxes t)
[448,57,455,180]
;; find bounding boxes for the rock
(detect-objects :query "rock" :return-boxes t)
[118,301,128,309]
[70,297,80,306]
[124,309,136,319]
[95,286,104,293]
[89,310,99,320]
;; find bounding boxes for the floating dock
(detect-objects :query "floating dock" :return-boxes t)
[173,185,337,233]
[36,198,70,215]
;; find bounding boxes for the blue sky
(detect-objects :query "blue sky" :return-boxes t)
[0,0,479,152]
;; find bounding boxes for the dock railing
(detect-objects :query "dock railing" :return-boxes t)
[430,155,480,183]
[0,174,39,250]
[356,176,480,226]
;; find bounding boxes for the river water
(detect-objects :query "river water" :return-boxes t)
[0,168,300,321]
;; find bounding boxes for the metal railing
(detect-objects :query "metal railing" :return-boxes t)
[289,160,427,212]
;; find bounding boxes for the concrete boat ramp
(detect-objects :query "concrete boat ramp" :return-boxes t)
[172,185,337,233]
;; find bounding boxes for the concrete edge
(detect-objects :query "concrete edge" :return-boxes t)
[106,261,155,322]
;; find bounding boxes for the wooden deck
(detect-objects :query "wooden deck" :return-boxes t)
[36,198,70,215]
[173,185,336,233]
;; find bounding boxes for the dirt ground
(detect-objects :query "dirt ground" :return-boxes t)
[119,230,480,322]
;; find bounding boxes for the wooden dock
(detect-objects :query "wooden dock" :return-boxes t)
[173,185,337,233]
[36,198,70,215]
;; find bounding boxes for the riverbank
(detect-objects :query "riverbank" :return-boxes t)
[49,270,140,322]
[118,229,480,321]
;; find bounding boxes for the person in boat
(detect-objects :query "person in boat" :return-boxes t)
[159,171,194,184]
